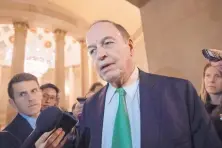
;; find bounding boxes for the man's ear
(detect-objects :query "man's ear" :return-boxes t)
[9,99,17,110]
[55,95,60,106]
[128,39,134,56]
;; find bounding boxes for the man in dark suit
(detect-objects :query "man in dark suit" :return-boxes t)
[2,73,42,147]
[1,73,67,148]
[78,20,222,148]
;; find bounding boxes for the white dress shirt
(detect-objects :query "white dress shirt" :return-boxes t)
[102,67,141,148]
[20,113,37,129]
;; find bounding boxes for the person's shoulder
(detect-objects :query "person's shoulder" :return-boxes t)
[3,114,32,140]
[4,114,23,131]
[3,116,18,133]
[141,70,190,85]
[0,131,21,147]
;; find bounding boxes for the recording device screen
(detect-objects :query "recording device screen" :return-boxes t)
[56,111,77,135]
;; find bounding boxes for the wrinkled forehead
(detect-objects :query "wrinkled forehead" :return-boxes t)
[86,22,122,45]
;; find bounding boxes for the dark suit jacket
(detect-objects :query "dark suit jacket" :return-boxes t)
[0,131,20,148]
[78,70,222,148]
[1,114,33,148]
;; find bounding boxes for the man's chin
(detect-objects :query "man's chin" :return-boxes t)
[101,73,121,84]
[27,111,40,118]
[41,106,49,111]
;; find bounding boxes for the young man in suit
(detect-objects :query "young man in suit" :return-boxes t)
[1,73,66,148]
[3,73,42,147]
[78,20,222,148]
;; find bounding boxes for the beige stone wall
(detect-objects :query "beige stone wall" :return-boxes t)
[41,69,56,85]
[140,0,222,90]
[0,66,11,128]
[134,33,149,72]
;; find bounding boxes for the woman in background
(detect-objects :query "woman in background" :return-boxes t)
[200,63,222,140]
[200,63,222,113]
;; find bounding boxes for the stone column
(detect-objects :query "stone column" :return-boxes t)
[54,29,67,109]
[2,67,11,125]
[73,65,82,98]
[11,22,28,76]
[79,40,90,96]
[67,66,75,110]
[0,66,6,127]
[6,22,28,123]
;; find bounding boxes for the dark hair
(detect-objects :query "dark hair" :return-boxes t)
[90,20,130,42]
[89,82,103,92]
[8,73,39,100]
[40,83,60,96]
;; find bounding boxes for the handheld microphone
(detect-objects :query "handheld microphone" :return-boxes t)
[20,107,63,148]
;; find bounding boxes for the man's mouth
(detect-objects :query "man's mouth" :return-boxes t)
[42,105,49,108]
[100,63,113,71]
[28,104,38,108]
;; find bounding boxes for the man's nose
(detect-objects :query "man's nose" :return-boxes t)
[96,47,107,61]
[27,94,36,101]
[209,76,216,83]
[43,97,50,103]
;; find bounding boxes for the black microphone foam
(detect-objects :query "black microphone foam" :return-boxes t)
[20,106,63,148]
[36,106,63,132]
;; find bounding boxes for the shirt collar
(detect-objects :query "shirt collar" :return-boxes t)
[106,67,139,104]
[20,113,37,129]
[106,84,116,104]
[124,80,139,101]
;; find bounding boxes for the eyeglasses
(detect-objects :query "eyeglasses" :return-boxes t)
[43,93,57,100]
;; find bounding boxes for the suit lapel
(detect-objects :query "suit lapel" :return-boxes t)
[139,71,161,148]
[5,114,33,143]
[15,114,33,142]
[93,85,108,148]
[93,71,161,148]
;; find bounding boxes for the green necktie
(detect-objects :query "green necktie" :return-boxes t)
[112,88,133,148]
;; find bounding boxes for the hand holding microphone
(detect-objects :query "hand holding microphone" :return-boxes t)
[35,128,67,148]
[20,106,77,148]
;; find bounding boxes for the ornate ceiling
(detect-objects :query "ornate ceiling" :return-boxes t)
[0,0,141,38]
[0,0,142,76]
[0,24,81,70]
[50,0,141,35]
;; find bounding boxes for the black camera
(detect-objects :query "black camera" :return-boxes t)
[56,110,78,135]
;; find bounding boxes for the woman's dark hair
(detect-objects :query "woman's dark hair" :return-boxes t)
[89,82,103,92]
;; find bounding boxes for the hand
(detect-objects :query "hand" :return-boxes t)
[35,128,68,148]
